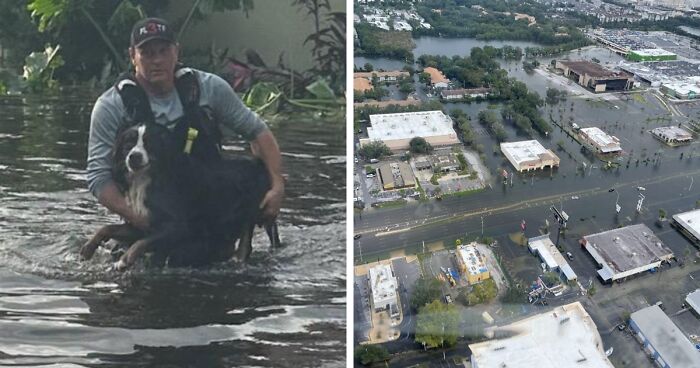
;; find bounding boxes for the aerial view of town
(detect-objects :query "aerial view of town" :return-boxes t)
[352,0,700,367]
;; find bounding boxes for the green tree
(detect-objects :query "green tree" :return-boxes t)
[355,344,389,366]
[363,62,374,72]
[415,300,460,348]
[358,140,391,160]
[411,276,443,310]
[409,137,434,154]
[419,71,431,84]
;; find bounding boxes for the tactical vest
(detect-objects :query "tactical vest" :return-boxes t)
[114,66,222,161]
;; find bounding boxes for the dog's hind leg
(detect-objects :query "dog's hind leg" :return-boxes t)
[234,223,255,262]
[264,221,281,249]
[80,224,142,260]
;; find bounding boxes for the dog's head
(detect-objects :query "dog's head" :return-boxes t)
[112,123,178,189]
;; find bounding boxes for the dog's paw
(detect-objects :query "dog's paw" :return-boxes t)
[79,241,99,261]
[113,259,128,272]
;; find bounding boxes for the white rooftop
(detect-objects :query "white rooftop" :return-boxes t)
[663,81,700,96]
[367,111,456,141]
[368,264,397,306]
[632,48,676,57]
[528,235,578,281]
[673,208,700,242]
[470,302,614,368]
[500,140,552,165]
[651,126,694,140]
[631,304,700,368]
[686,289,700,315]
[580,127,622,153]
[457,244,488,276]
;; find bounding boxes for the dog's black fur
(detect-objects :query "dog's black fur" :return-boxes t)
[80,122,280,269]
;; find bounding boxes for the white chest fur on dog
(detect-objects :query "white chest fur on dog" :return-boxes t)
[126,172,151,219]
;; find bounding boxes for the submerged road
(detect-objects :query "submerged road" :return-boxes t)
[354,166,700,261]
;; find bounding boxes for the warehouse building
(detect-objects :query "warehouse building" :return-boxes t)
[579,127,622,153]
[582,224,674,283]
[686,289,700,317]
[377,162,416,190]
[651,126,694,145]
[455,243,490,284]
[629,304,700,368]
[556,60,633,92]
[661,82,700,100]
[360,111,460,151]
[368,264,399,317]
[500,140,560,172]
[627,48,677,62]
[470,302,614,368]
[528,235,577,282]
[672,208,700,245]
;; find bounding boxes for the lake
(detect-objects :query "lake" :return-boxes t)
[0,91,346,367]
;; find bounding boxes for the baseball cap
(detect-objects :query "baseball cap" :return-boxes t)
[130,18,176,48]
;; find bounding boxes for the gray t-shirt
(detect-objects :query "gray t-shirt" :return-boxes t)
[86,68,268,197]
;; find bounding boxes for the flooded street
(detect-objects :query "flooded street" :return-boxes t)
[0,92,346,367]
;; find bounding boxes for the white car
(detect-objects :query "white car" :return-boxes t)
[366,173,376,178]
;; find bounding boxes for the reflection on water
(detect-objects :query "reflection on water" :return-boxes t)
[0,92,346,367]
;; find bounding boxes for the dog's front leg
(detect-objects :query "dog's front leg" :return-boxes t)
[81,224,141,260]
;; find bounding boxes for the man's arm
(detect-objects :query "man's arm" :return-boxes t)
[251,129,284,220]
[97,182,149,230]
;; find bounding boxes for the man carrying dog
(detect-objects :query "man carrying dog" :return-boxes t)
[87,18,284,233]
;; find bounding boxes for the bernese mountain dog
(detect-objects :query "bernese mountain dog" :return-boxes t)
[80,122,280,270]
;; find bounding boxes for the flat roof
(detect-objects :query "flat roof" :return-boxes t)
[663,82,700,96]
[457,244,488,276]
[651,126,694,140]
[367,110,457,142]
[673,208,700,242]
[500,140,559,165]
[368,264,397,307]
[686,289,700,315]
[583,224,674,275]
[470,302,614,368]
[528,235,577,281]
[631,48,676,57]
[630,304,700,367]
[580,127,622,153]
[558,60,628,79]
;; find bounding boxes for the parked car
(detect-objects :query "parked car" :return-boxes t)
[445,294,452,304]
[366,173,376,178]
[369,158,379,164]
[617,323,626,331]
[353,234,361,240]
[566,252,574,260]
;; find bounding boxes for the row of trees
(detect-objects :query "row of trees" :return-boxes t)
[355,23,414,61]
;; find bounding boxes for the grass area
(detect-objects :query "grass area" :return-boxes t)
[459,278,498,306]
[631,92,648,106]
[441,187,485,198]
[375,199,407,208]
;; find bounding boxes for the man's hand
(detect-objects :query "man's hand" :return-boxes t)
[126,213,150,232]
[260,180,284,221]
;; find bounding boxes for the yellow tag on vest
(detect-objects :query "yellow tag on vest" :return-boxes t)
[184,127,199,154]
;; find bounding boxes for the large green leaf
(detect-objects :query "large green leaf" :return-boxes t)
[305,79,335,100]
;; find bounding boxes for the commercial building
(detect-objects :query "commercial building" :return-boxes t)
[439,87,490,100]
[368,264,399,317]
[556,60,633,92]
[579,127,622,153]
[377,162,416,190]
[428,152,461,172]
[423,67,449,89]
[528,235,577,282]
[500,140,560,172]
[627,48,677,62]
[354,70,409,83]
[618,61,700,86]
[455,243,490,284]
[470,302,614,368]
[686,289,700,316]
[662,82,700,100]
[582,224,674,282]
[651,126,694,144]
[629,304,700,368]
[360,111,460,151]
[672,208,700,245]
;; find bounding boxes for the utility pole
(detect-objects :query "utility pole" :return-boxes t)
[481,215,484,236]
[690,176,694,192]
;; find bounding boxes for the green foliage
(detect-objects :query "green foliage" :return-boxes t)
[658,208,667,220]
[522,60,539,74]
[500,285,527,304]
[462,278,497,305]
[430,173,440,185]
[451,109,475,146]
[355,23,414,60]
[358,140,392,160]
[22,44,63,92]
[546,87,566,105]
[355,100,443,123]
[411,277,443,310]
[455,153,467,171]
[478,110,507,141]
[409,137,434,154]
[541,272,561,287]
[415,300,460,348]
[399,79,414,94]
[355,344,389,366]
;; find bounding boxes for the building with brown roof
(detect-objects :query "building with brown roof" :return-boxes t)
[378,162,416,190]
[423,67,449,89]
[353,77,373,93]
[555,60,633,92]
